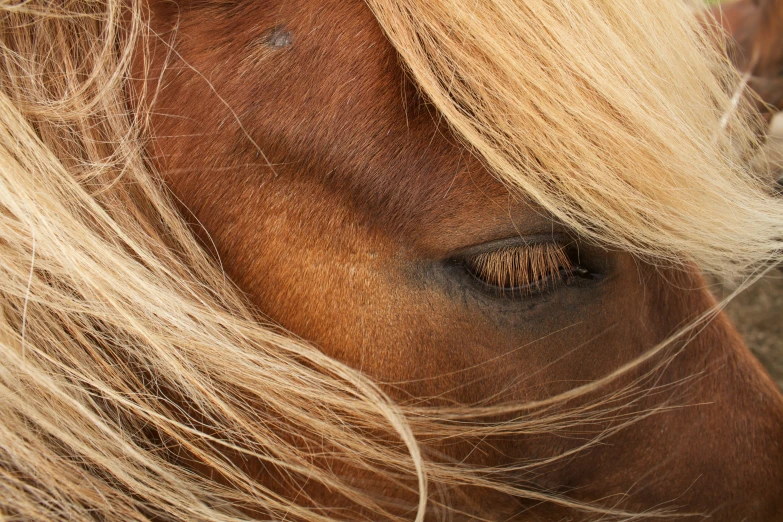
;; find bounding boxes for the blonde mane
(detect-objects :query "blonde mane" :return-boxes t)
[0,0,779,520]
[366,0,781,278]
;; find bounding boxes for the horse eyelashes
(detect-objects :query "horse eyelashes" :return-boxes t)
[464,243,576,297]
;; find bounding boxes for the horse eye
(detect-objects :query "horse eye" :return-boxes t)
[463,242,588,298]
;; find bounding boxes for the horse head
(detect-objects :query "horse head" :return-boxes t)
[0,0,782,519]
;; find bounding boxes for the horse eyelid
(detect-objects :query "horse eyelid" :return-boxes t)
[462,242,586,298]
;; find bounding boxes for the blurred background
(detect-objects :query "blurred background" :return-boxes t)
[719,115,783,390]
[704,0,783,390]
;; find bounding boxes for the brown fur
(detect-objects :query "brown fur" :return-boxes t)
[138,0,783,518]
[711,0,783,121]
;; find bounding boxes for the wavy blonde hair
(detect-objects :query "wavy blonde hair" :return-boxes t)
[0,0,780,520]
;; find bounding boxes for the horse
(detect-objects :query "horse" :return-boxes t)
[710,0,783,123]
[1,0,783,520]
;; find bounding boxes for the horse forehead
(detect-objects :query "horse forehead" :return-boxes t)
[194,0,514,240]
